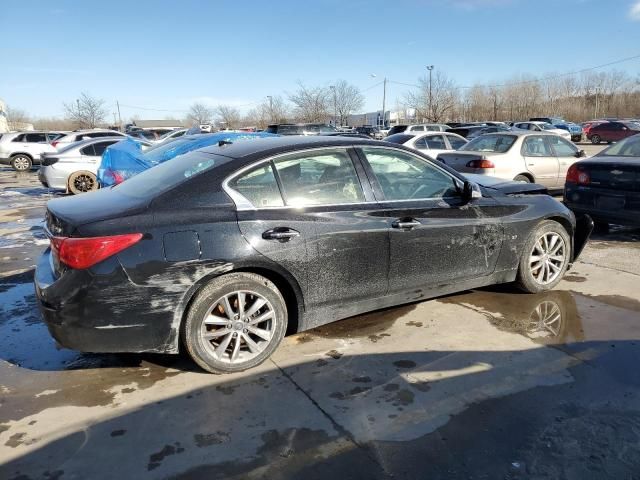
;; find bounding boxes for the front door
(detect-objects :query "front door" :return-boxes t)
[522,135,559,188]
[358,146,504,294]
[546,135,580,187]
[230,147,389,315]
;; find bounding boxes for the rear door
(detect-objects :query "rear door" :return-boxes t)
[23,132,48,156]
[358,146,504,293]
[230,147,389,316]
[522,135,559,187]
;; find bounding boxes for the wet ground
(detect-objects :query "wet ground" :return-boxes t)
[1,166,640,479]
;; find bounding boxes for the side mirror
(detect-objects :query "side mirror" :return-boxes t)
[462,180,482,203]
[575,149,586,158]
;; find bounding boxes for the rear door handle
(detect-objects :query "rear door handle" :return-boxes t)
[392,219,421,230]
[262,228,300,241]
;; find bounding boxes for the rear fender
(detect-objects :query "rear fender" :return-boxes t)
[572,214,594,261]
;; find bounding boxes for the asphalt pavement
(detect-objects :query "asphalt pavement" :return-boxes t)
[1,155,639,480]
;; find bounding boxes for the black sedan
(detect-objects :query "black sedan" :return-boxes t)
[564,133,640,231]
[35,136,592,373]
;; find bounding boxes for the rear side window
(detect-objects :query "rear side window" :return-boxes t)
[272,149,365,206]
[12,134,25,142]
[80,144,96,156]
[230,164,284,208]
[93,141,118,156]
[25,133,47,143]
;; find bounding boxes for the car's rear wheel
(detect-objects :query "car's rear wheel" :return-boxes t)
[10,154,32,171]
[591,135,601,144]
[183,272,287,374]
[514,174,531,183]
[68,171,98,194]
[516,220,571,293]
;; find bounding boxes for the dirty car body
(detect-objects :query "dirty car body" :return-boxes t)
[34,136,592,370]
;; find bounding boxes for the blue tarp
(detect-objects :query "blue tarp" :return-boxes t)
[98,131,277,187]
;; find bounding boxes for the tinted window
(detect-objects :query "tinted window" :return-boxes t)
[25,133,47,143]
[47,132,64,141]
[387,126,408,135]
[597,135,640,156]
[230,163,284,207]
[272,149,365,206]
[93,141,118,156]
[362,147,458,201]
[461,135,516,153]
[12,134,25,142]
[411,126,425,132]
[385,134,414,144]
[522,136,553,156]
[547,136,578,156]
[114,151,229,199]
[415,135,447,150]
[446,135,467,149]
[277,125,304,135]
[80,144,96,156]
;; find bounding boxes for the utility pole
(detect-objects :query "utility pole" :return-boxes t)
[381,78,387,128]
[266,96,273,123]
[329,86,337,126]
[426,65,434,122]
[116,100,122,131]
[594,87,600,119]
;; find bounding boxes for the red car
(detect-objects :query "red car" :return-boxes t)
[581,120,608,137]
[587,121,640,144]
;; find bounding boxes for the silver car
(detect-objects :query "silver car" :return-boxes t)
[0,131,64,171]
[38,137,125,194]
[52,129,126,150]
[437,131,586,190]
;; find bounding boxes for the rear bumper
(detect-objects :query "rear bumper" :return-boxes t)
[564,185,640,227]
[34,250,179,354]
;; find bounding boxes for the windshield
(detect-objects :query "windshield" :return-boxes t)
[461,134,516,153]
[596,134,640,157]
[113,150,230,199]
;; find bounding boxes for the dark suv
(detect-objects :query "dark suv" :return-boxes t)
[355,125,383,139]
[265,124,337,135]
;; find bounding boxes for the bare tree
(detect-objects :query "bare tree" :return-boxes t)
[216,105,241,129]
[405,71,458,122]
[187,102,214,125]
[331,80,364,126]
[288,82,330,123]
[5,106,30,130]
[63,92,107,128]
[261,95,289,124]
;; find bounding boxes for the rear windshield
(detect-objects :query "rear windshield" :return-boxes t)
[385,134,414,144]
[461,134,516,153]
[387,126,408,135]
[596,134,640,157]
[113,151,230,199]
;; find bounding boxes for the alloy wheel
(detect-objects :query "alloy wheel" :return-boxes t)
[74,174,95,192]
[200,290,276,364]
[529,233,567,285]
[12,156,30,171]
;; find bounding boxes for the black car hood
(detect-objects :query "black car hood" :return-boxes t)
[464,173,548,195]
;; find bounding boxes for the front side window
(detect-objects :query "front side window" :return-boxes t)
[446,135,467,149]
[522,136,553,156]
[362,147,459,201]
[272,149,365,206]
[230,163,284,208]
[547,136,578,157]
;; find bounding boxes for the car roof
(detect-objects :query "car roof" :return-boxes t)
[196,135,385,159]
[60,136,125,148]
[479,131,555,137]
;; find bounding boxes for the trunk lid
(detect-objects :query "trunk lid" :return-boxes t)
[437,151,499,171]
[575,158,640,192]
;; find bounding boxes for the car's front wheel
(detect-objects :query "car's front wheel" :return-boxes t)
[10,154,32,171]
[183,272,288,374]
[516,220,571,293]
[591,135,601,144]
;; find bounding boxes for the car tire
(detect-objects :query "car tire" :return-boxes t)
[514,174,531,183]
[68,171,99,194]
[591,135,601,144]
[516,220,571,294]
[183,272,288,374]
[10,154,32,172]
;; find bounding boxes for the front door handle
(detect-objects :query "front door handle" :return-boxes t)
[392,219,421,230]
[262,228,300,241]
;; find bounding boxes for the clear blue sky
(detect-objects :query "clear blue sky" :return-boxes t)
[1,0,639,120]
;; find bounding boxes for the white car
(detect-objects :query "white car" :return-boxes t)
[512,121,572,141]
[437,131,586,190]
[52,129,126,150]
[0,131,64,171]
[385,131,468,157]
[39,137,130,194]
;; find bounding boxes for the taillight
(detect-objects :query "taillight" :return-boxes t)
[566,164,590,185]
[467,159,495,169]
[50,233,143,269]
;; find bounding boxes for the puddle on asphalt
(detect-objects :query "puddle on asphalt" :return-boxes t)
[439,288,640,345]
[296,305,417,343]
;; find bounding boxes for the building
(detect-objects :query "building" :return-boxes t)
[130,119,184,129]
[347,108,417,128]
[0,98,8,133]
